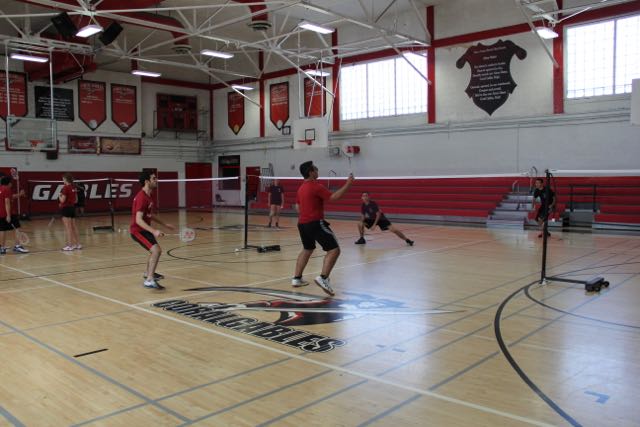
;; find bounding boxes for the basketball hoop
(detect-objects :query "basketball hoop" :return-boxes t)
[29,140,43,152]
[298,139,313,146]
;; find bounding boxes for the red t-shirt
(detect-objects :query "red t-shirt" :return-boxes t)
[60,184,77,207]
[0,186,10,218]
[130,189,153,233]
[296,180,332,224]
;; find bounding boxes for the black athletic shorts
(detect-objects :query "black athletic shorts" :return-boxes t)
[0,218,11,231]
[9,214,21,229]
[131,229,158,251]
[297,219,339,251]
[363,217,391,231]
[61,206,76,218]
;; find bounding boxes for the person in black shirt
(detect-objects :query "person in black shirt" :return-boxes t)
[75,183,86,216]
[355,192,413,246]
[531,178,556,238]
[267,179,284,228]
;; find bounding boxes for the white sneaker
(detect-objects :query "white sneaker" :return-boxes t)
[314,276,335,296]
[74,244,83,250]
[143,279,165,290]
[62,246,74,251]
[13,245,29,253]
[291,277,309,287]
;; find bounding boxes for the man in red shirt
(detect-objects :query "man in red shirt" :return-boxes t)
[0,175,29,253]
[292,161,354,296]
[59,173,80,251]
[0,176,11,255]
[130,170,174,290]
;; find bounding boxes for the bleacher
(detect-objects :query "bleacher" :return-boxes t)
[252,175,640,229]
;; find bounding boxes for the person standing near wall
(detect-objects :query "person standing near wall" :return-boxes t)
[59,173,81,251]
[0,175,29,253]
[267,179,284,228]
[75,183,86,216]
[0,176,11,255]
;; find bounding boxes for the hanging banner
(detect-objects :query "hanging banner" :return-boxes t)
[0,72,28,120]
[269,82,289,130]
[78,80,106,130]
[455,40,527,116]
[304,77,326,117]
[111,84,137,132]
[227,91,245,135]
[68,135,98,154]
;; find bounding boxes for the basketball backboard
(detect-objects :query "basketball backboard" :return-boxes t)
[4,116,58,151]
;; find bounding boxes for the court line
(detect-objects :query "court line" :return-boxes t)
[0,317,191,424]
[0,263,554,427]
[255,379,369,427]
[356,394,422,427]
[0,404,24,427]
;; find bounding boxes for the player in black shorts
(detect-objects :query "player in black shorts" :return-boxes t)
[267,179,284,228]
[355,192,414,246]
[531,178,556,238]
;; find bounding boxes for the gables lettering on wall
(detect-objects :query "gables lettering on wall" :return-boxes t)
[456,40,527,116]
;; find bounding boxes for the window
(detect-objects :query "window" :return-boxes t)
[340,53,427,120]
[566,14,640,98]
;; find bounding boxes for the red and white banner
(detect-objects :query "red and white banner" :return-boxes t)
[111,84,137,133]
[78,80,106,130]
[0,72,28,120]
[269,82,289,130]
[227,91,245,135]
[304,77,326,118]
[21,171,178,215]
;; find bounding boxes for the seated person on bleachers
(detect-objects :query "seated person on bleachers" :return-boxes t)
[355,192,413,246]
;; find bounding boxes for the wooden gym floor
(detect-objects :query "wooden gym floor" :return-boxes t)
[0,210,638,426]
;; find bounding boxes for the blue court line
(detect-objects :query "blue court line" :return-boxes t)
[256,380,369,427]
[356,394,422,427]
[0,404,25,427]
[0,309,133,337]
[0,318,191,424]
[178,370,333,426]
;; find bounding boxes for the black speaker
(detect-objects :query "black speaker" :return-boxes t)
[99,22,123,46]
[46,151,58,160]
[51,12,78,39]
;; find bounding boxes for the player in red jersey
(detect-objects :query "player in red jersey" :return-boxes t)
[292,161,354,296]
[130,170,174,290]
[59,173,81,251]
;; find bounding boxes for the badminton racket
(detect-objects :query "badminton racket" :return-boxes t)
[166,227,196,243]
[10,223,30,245]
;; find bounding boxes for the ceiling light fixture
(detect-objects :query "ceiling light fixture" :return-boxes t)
[232,84,253,91]
[536,27,558,39]
[298,21,335,35]
[201,49,234,59]
[306,70,330,77]
[132,70,161,78]
[76,24,103,38]
[10,53,48,63]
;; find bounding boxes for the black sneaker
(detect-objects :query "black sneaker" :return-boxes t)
[355,237,366,245]
[143,272,165,280]
[406,239,414,246]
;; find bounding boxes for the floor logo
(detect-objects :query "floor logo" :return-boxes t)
[154,287,458,353]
